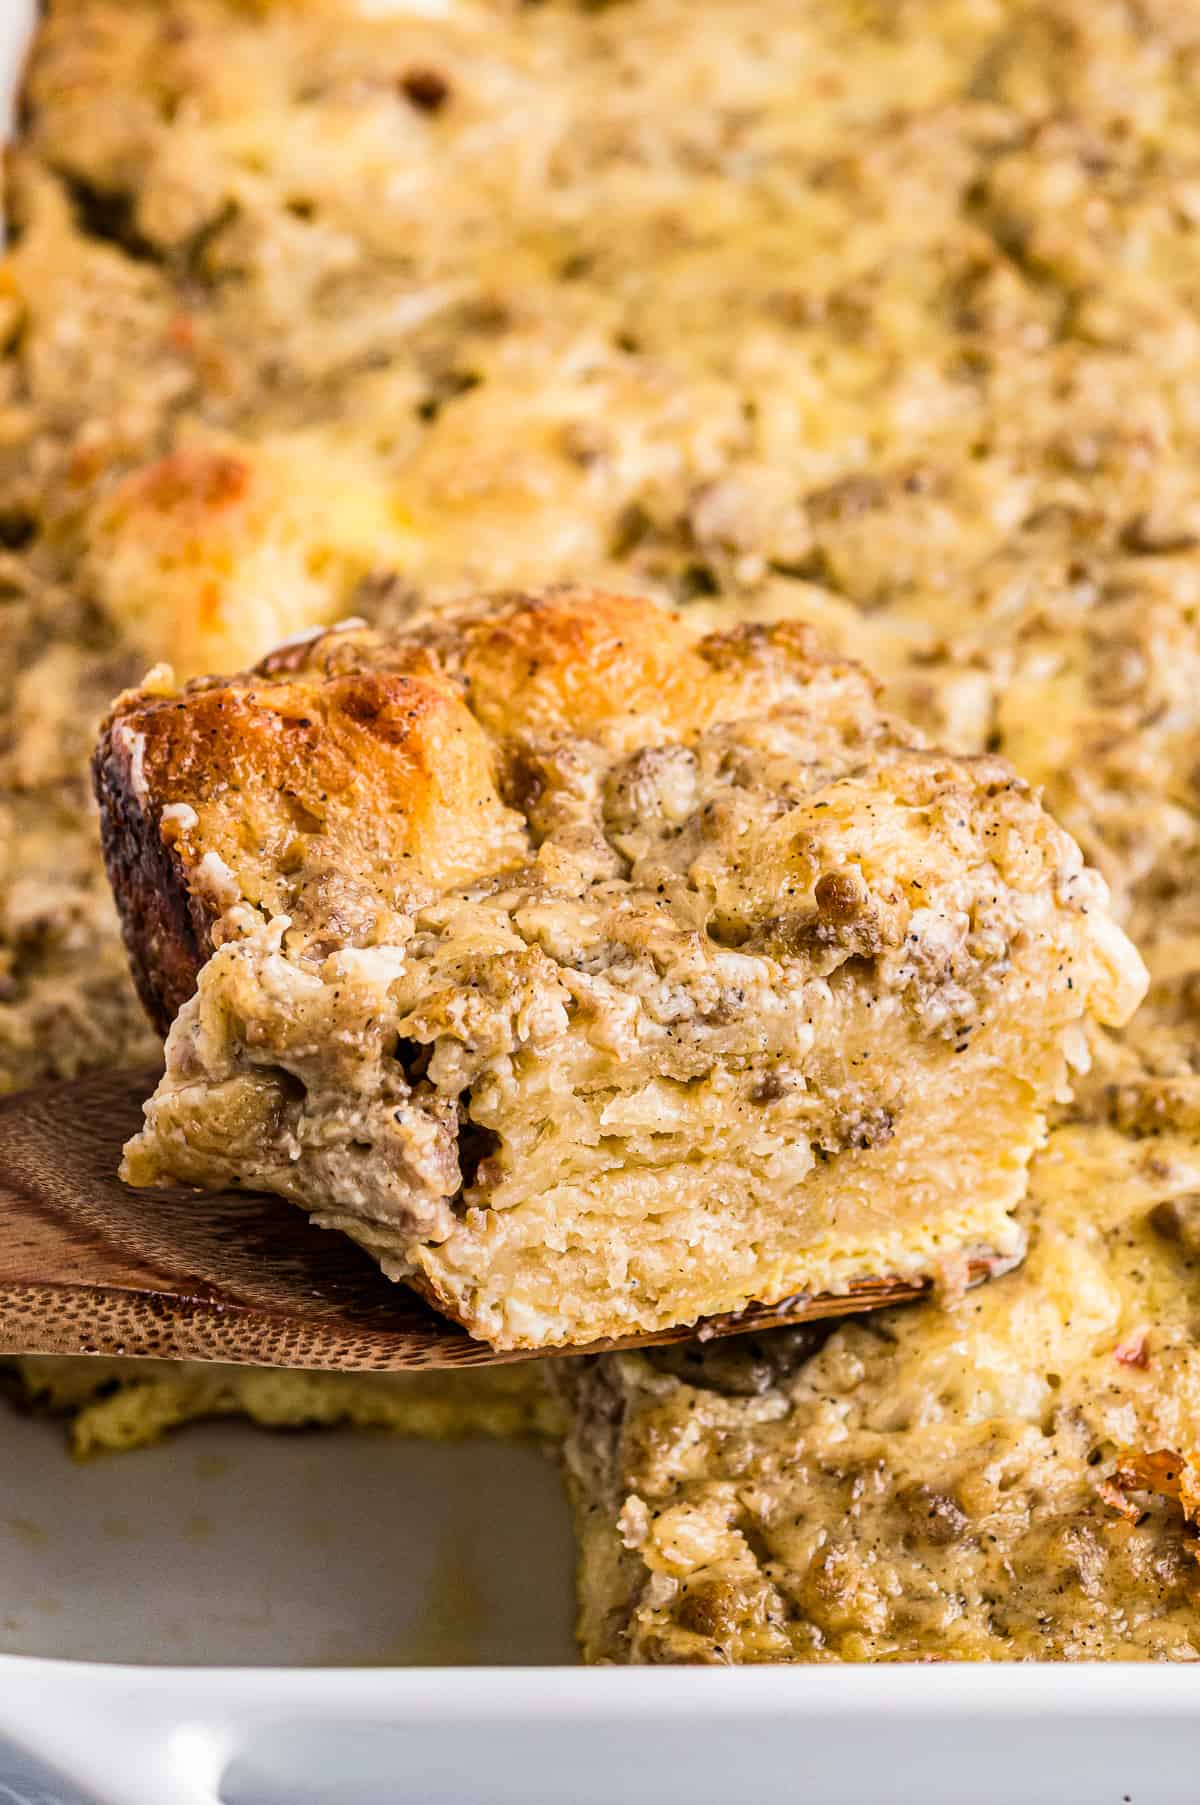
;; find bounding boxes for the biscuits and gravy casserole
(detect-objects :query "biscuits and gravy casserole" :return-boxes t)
[4,0,1200,1658]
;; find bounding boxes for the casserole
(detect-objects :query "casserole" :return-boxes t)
[0,6,1197,1803]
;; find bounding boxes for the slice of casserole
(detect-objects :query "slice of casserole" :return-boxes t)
[557,1118,1200,1663]
[96,589,1145,1349]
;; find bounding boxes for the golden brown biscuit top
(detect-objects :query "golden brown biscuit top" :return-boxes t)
[96,589,900,1015]
[97,588,1143,1067]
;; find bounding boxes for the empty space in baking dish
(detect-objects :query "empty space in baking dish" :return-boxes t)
[0,1409,575,1665]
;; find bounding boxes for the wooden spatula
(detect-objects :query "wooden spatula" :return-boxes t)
[0,1069,980,1370]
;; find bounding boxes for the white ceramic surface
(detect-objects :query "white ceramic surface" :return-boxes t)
[0,3,1198,1799]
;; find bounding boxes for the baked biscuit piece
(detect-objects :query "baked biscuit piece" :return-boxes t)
[559,1119,1200,1664]
[97,589,1144,1349]
[84,435,416,682]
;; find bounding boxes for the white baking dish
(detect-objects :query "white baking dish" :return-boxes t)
[0,6,1197,1801]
